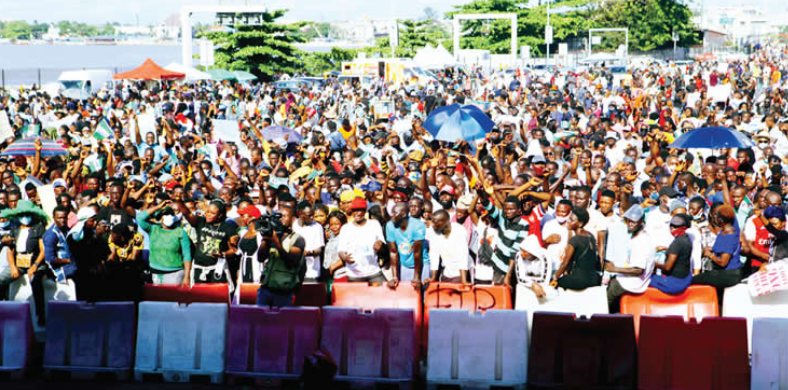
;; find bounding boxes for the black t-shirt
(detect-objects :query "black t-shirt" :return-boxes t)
[568,234,600,273]
[666,234,692,279]
[97,206,135,230]
[193,216,237,266]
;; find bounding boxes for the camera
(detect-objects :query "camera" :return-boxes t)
[256,212,286,237]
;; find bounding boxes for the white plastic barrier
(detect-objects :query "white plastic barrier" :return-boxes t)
[723,283,788,351]
[752,318,788,390]
[515,284,608,331]
[135,302,227,383]
[427,309,528,389]
[9,275,76,336]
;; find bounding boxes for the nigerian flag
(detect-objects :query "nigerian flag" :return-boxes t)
[93,118,113,140]
[22,124,40,138]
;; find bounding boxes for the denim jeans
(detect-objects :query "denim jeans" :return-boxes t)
[0,267,12,301]
[256,286,294,308]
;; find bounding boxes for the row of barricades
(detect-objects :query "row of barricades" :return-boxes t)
[2,300,786,389]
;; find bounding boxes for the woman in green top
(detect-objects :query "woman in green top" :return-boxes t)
[137,200,193,286]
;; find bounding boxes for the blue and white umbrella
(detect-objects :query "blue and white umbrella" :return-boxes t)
[423,103,495,142]
[669,126,755,149]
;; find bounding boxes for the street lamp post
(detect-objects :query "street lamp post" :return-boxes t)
[672,28,679,59]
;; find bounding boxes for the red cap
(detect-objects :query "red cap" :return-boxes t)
[165,181,178,190]
[439,184,456,196]
[350,198,368,211]
[238,205,262,219]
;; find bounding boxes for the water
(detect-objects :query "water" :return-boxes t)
[0,43,190,88]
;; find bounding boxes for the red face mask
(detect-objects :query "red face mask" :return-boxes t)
[670,226,688,238]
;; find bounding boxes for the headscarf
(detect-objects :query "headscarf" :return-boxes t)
[67,207,97,242]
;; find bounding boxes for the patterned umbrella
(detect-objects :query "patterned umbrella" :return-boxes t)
[1,138,68,157]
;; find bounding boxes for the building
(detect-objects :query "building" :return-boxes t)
[116,25,152,37]
[329,17,396,45]
[704,7,777,44]
[154,14,180,40]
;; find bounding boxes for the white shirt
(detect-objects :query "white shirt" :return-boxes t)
[337,219,385,279]
[427,223,469,279]
[542,218,570,275]
[293,220,326,279]
[616,231,656,293]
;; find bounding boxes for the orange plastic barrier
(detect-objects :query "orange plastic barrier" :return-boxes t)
[528,312,637,389]
[620,285,718,337]
[638,315,749,390]
[332,283,423,359]
[235,283,328,306]
[142,283,230,304]
[423,283,511,354]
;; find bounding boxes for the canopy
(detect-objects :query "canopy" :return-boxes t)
[113,59,185,81]
[206,68,237,81]
[164,62,212,81]
[232,70,258,82]
[579,52,621,64]
[414,44,455,69]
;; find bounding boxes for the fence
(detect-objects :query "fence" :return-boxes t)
[0,66,137,90]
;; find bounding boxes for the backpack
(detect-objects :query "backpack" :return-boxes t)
[261,232,306,293]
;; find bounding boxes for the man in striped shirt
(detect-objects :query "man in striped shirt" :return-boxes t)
[478,192,531,285]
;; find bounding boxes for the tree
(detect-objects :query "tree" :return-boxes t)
[365,19,450,58]
[302,47,358,75]
[592,0,700,51]
[199,10,306,80]
[448,0,699,56]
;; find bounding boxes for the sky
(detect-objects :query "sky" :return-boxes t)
[1,0,787,25]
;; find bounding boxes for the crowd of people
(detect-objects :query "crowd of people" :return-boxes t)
[1,43,788,326]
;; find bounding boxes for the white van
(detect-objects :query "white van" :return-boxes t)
[57,70,113,94]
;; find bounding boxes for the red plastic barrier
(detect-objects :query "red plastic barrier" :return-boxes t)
[225,306,320,380]
[142,283,230,304]
[620,285,718,337]
[321,307,415,385]
[528,312,637,389]
[638,315,750,390]
[423,283,511,355]
[235,283,328,306]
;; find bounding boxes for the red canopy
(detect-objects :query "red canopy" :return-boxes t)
[113,58,185,81]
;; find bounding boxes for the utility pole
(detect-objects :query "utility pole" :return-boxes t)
[672,28,679,59]
[545,0,551,64]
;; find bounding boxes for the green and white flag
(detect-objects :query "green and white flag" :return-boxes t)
[22,124,40,138]
[93,118,113,140]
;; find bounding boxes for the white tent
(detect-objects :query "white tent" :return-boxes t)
[578,52,621,65]
[164,63,212,81]
[414,44,455,69]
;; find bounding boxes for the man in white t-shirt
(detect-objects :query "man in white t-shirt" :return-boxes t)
[605,206,655,313]
[337,198,387,284]
[426,210,470,284]
[293,202,326,282]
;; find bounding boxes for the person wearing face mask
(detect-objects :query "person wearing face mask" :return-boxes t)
[137,200,192,286]
[649,214,694,295]
[543,200,573,276]
[68,207,110,301]
[3,201,49,324]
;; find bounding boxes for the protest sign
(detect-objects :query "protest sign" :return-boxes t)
[0,111,14,140]
[37,184,57,220]
[137,113,157,141]
[748,262,788,297]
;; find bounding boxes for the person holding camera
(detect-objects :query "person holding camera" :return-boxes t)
[257,205,306,308]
